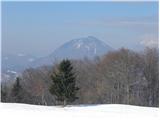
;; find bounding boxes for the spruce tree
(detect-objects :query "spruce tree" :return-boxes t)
[49,59,79,106]
[11,77,23,103]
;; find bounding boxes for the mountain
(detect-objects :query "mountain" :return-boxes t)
[51,36,113,59]
[33,36,113,67]
[2,53,37,73]
[2,36,113,73]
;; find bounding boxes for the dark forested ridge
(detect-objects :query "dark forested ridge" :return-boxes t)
[1,48,159,107]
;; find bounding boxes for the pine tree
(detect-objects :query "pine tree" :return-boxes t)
[11,77,23,103]
[49,59,79,106]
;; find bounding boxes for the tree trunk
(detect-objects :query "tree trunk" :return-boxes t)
[63,100,67,106]
[41,93,47,105]
[126,85,130,104]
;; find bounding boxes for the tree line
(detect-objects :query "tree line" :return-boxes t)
[1,48,159,107]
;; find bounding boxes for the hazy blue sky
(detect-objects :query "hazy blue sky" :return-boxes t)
[2,2,158,57]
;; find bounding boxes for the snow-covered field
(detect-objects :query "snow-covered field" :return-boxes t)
[0,103,159,120]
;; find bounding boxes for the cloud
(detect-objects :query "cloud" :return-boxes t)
[140,34,159,48]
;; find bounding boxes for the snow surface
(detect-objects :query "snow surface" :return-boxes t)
[85,45,90,51]
[0,103,159,120]
[17,53,25,57]
[28,58,35,62]
[94,48,97,54]
[7,70,17,74]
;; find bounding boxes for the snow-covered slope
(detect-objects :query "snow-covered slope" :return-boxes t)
[0,103,159,120]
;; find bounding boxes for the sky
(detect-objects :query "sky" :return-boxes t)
[2,2,158,57]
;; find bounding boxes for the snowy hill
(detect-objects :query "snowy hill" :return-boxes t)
[0,103,159,120]
[50,36,113,59]
[32,36,113,67]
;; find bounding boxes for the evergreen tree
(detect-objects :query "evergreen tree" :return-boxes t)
[49,59,79,106]
[11,77,23,103]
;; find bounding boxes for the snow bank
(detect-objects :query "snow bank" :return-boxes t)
[0,103,159,120]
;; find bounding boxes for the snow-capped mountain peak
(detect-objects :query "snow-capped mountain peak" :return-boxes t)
[49,36,113,60]
[68,36,112,55]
